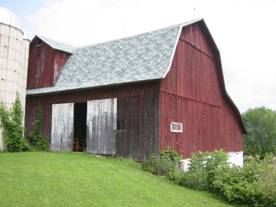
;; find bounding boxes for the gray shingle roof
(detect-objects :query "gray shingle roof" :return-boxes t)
[38,36,76,53]
[28,19,202,95]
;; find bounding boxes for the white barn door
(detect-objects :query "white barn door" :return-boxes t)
[51,103,74,151]
[87,98,117,154]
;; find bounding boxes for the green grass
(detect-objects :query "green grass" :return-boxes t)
[0,152,233,207]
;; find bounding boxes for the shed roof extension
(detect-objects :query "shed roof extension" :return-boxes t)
[27,19,202,95]
[36,35,76,54]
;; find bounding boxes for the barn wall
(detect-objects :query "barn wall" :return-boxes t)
[26,81,160,160]
[27,38,70,89]
[160,24,243,159]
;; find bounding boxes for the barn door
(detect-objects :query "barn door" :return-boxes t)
[86,98,117,154]
[51,103,74,151]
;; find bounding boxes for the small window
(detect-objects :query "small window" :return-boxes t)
[170,122,183,133]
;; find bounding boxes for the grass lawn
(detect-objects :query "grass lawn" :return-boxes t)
[0,152,234,207]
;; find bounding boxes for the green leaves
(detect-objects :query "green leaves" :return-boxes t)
[0,93,30,152]
[181,150,229,191]
[243,107,276,158]
[26,106,48,151]
[143,148,181,176]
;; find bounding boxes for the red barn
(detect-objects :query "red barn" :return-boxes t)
[25,19,245,165]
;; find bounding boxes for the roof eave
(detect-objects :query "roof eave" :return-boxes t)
[26,78,162,97]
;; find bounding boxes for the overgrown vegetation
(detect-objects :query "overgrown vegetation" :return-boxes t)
[0,96,48,152]
[243,107,276,158]
[179,150,228,191]
[143,149,276,207]
[0,94,30,152]
[143,147,181,176]
[26,106,48,151]
[212,155,276,206]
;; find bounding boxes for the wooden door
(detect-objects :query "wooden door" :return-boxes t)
[86,98,117,154]
[51,103,74,151]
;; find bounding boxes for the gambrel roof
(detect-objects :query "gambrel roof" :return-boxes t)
[27,19,201,95]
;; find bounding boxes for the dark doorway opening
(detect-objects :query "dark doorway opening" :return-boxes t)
[73,102,87,152]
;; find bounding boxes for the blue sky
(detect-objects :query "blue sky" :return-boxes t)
[1,0,276,112]
[0,0,46,35]
[0,0,45,19]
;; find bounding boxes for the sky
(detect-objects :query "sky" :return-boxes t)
[1,0,276,112]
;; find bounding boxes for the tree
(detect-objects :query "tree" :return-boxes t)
[26,106,48,151]
[242,107,276,158]
[0,94,30,152]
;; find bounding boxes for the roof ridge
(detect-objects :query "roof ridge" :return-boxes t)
[77,18,203,50]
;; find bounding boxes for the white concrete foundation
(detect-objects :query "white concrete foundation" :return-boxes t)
[228,151,243,167]
[181,151,243,171]
[181,158,191,171]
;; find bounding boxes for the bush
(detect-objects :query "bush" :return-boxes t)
[143,148,276,206]
[160,147,181,166]
[0,94,30,152]
[180,150,228,191]
[26,106,48,151]
[213,155,276,206]
[142,154,159,174]
[143,148,181,176]
[167,168,184,184]
[257,157,276,206]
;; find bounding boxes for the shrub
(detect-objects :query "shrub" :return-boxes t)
[180,150,228,191]
[205,150,228,191]
[142,154,159,174]
[0,94,30,152]
[143,148,276,206]
[160,147,181,166]
[143,148,181,176]
[212,155,276,206]
[180,152,208,190]
[167,169,184,184]
[257,157,276,206]
[26,106,48,151]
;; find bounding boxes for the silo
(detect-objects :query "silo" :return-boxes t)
[0,7,29,151]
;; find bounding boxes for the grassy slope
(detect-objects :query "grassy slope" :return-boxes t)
[0,152,233,207]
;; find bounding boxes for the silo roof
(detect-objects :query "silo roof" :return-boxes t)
[0,7,20,29]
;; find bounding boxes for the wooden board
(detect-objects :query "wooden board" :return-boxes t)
[159,24,243,158]
[25,81,160,160]
[51,103,74,151]
[86,98,117,154]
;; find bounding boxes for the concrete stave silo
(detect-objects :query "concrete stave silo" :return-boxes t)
[0,7,29,151]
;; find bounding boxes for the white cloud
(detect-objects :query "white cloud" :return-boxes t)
[24,0,276,112]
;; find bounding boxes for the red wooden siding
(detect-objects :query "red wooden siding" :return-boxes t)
[25,81,160,160]
[27,37,71,89]
[25,21,244,161]
[160,24,243,158]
